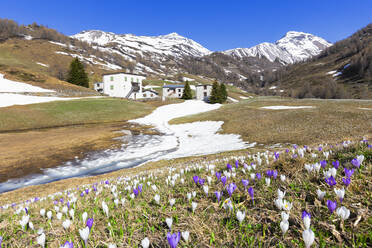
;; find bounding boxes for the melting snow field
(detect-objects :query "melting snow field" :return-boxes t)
[0,100,249,193]
[0,73,54,93]
[261,105,315,110]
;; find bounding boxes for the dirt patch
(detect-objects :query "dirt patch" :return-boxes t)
[0,122,156,183]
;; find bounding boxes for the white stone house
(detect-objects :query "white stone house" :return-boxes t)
[162,85,185,98]
[93,82,104,93]
[195,84,213,101]
[102,72,146,99]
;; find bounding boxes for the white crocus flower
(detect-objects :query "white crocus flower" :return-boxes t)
[29,221,34,230]
[47,211,52,220]
[62,219,71,229]
[108,244,117,248]
[141,237,150,248]
[169,198,176,207]
[281,211,289,221]
[191,202,198,213]
[186,193,192,201]
[79,226,90,244]
[336,206,350,220]
[280,175,286,182]
[236,210,245,224]
[280,220,289,234]
[56,212,62,220]
[69,209,75,220]
[317,189,326,200]
[303,215,311,230]
[181,231,190,242]
[82,212,88,223]
[302,229,315,248]
[166,217,173,229]
[203,185,209,195]
[277,189,286,199]
[265,178,271,187]
[40,209,46,217]
[154,194,160,204]
[20,215,29,230]
[334,188,345,202]
[282,200,292,211]
[37,233,46,248]
[102,201,109,217]
[275,198,283,210]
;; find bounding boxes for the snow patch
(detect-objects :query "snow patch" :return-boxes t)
[36,62,49,68]
[261,105,315,110]
[227,97,239,102]
[358,107,372,110]
[0,74,54,93]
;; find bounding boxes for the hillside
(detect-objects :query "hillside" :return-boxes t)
[265,23,372,99]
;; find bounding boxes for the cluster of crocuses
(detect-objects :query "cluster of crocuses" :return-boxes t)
[0,139,368,247]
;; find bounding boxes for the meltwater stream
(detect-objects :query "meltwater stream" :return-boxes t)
[0,100,249,193]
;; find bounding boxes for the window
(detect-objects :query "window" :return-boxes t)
[178,89,181,92]
[110,85,114,90]
[204,85,207,90]
[110,76,114,81]
[143,93,147,97]
[151,94,153,97]
[204,92,207,97]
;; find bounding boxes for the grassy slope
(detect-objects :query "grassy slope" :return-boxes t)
[277,46,372,99]
[0,142,370,247]
[0,98,156,132]
[170,98,372,145]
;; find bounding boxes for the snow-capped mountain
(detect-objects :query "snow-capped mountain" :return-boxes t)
[223,31,332,64]
[72,30,211,60]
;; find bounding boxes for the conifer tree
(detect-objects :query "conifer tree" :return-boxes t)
[219,83,228,103]
[67,58,89,88]
[181,81,193,99]
[209,81,220,104]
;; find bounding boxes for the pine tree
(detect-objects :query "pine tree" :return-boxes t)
[209,81,220,104]
[219,83,227,103]
[67,58,89,88]
[181,81,193,99]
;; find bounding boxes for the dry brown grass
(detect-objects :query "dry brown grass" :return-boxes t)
[170,98,372,146]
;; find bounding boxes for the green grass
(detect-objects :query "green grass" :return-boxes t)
[170,97,372,145]
[0,98,156,132]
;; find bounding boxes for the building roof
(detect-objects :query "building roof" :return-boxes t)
[196,84,212,87]
[143,89,159,94]
[102,72,146,77]
[163,85,185,89]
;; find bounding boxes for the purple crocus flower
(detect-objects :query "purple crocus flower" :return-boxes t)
[0,236,2,248]
[80,192,84,197]
[285,149,289,153]
[105,180,109,184]
[167,232,181,248]
[318,146,323,151]
[226,183,237,197]
[266,170,273,177]
[235,160,239,168]
[67,202,70,209]
[325,176,337,187]
[241,179,249,189]
[62,241,73,248]
[193,176,199,186]
[25,207,28,215]
[302,210,311,220]
[215,172,221,180]
[272,170,278,179]
[227,163,232,171]
[215,191,223,202]
[274,152,280,160]
[54,200,58,205]
[85,189,89,194]
[138,184,143,193]
[320,160,327,168]
[342,177,351,187]
[351,158,361,168]
[256,173,262,180]
[293,144,298,149]
[248,187,254,202]
[344,168,354,178]
[332,160,340,169]
[34,197,39,202]
[133,188,139,197]
[292,154,298,159]
[327,200,337,213]
[60,198,64,204]
[86,218,94,230]
[198,178,205,186]
[93,186,97,192]
[221,176,227,187]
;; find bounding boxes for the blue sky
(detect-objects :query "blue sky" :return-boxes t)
[1,0,371,51]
